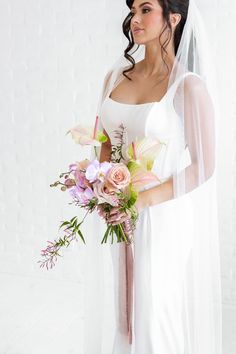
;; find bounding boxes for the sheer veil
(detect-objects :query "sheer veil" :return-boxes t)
[83,0,222,353]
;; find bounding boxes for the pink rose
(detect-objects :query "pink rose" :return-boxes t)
[106,163,131,191]
[93,181,119,206]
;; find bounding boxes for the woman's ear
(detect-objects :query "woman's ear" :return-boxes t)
[170,13,182,29]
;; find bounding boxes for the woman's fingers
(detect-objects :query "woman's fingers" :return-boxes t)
[108,213,130,225]
[111,216,130,225]
[97,205,130,225]
[109,207,120,215]
[109,213,123,222]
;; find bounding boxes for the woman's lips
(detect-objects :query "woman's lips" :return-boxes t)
[133,29,144,34]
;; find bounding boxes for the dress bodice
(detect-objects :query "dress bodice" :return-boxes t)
[100,73,195,188]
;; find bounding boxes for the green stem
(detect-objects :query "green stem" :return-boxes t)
[118,223,129,244]
[94,146,98,159]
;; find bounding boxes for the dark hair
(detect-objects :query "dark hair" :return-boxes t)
[122,0,189,80]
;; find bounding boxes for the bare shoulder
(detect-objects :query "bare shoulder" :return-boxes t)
[183,72,207,92]
[182,72,214,112]
[108,62,143,102]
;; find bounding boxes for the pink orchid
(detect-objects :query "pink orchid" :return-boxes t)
[85,159,113,183]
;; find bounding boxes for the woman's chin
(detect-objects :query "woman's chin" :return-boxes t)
[134,39,146,45]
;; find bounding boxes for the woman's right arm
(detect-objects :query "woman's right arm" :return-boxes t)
[99,128,112,163]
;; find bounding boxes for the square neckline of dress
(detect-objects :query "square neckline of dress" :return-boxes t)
[106,71,196,107]
[107,90,167,107]
[106,76,179,107]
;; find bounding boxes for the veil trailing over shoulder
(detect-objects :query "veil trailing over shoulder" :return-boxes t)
[83,0,222,353]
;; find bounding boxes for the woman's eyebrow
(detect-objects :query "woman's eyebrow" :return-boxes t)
[131,2,153,9]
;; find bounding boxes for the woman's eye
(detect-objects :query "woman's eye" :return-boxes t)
[130,8,151,16]
[142,8,151,13]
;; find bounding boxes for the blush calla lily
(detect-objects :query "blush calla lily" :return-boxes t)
[66,116,108,147]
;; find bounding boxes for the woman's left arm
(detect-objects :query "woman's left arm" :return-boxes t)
[135,177,173,212]
[136,75,216,213]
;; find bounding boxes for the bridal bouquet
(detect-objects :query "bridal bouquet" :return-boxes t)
[38,116,165,269]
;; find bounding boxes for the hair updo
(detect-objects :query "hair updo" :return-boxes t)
[122,0,189,80]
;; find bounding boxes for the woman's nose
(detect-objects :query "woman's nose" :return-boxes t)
[131,13,141,24]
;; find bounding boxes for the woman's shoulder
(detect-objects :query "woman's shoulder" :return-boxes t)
[182,72,212,107]
[183,71,206,89]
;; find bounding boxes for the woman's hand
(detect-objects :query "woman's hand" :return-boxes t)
[98,205,131,226]
[97,191,148,226]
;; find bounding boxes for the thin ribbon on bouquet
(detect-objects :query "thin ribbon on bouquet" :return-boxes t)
[118,224,134,345]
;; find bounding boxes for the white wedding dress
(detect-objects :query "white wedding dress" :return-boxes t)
[98,72,195,354]
[84,71,221,354]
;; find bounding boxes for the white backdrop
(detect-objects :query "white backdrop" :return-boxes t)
[0,0,235,353]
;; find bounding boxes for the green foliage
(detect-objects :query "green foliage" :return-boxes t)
[59,215,86,244]
[97,131,108,143]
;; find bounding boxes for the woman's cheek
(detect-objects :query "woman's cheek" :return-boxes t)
[144,12,164,31]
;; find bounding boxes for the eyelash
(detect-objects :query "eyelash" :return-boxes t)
[130,8,151,16]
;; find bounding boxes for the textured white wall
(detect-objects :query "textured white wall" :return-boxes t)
[0,0,235,353]
[216,2,236,353]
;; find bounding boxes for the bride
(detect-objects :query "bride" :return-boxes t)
[83,1,222,353]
